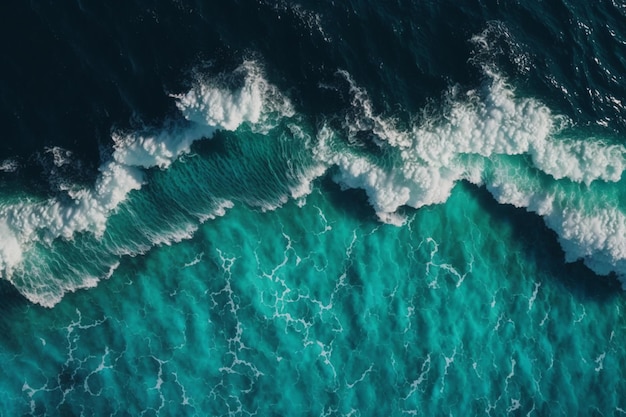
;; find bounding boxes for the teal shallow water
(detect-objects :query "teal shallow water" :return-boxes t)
[1,179,623,416]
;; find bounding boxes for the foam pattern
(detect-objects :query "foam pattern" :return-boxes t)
[0,62,295,306]
[315,68,626,282]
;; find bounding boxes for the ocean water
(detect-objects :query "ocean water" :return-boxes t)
[1,0,626,415]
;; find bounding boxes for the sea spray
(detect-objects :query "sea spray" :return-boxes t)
[4,57,626,306]
[0,62,297,306]
[312,67,626,283]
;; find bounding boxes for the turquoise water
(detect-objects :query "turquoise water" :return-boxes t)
[2,180,624,415]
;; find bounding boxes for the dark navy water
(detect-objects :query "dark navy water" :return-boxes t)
[1,1,626,415]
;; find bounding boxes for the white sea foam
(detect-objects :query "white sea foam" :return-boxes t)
[173,60,294,134]
[317,70,556,216]
[0,61,294,306]
[45,146,74,167]
[0,159,18,173]
[531,138,625,185]
[285,123,328,203]
[317,68,626,282]
[0,220,23,275]
[551,207,626,280]
[488,177,626,282]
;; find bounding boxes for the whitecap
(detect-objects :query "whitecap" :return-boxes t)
[0,61,295,306]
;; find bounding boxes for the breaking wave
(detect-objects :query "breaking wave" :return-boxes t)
[0,61,297,306]
[2,52,626,307]
[315,66,626,284]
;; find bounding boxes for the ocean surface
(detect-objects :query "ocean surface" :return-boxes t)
[1,0,626,415]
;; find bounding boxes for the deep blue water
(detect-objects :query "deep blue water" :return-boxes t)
[1,1,626,415]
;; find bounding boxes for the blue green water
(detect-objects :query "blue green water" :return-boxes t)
[1,0,626,415]
[5,182,625,416]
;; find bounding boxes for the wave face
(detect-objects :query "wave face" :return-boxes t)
[0,61,302,306]
[1,0,626,415]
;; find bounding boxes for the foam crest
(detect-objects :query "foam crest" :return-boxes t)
[488,177,626,282]
[112,125,213,169]
[317,123,459,219]
[531,138,625,185]
[0,220,23,276]
[555,207,626,278]
[1,162,144,248]
[115,62,294,170]
[318,70,556,218]
[319,69,626,280]
[0,61,294,306]
[173,60,294,133]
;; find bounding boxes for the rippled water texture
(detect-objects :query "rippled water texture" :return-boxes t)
[0,0,625,415]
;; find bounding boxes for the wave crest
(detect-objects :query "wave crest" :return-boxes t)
[315,68,626,283]
[0,61,294,307]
